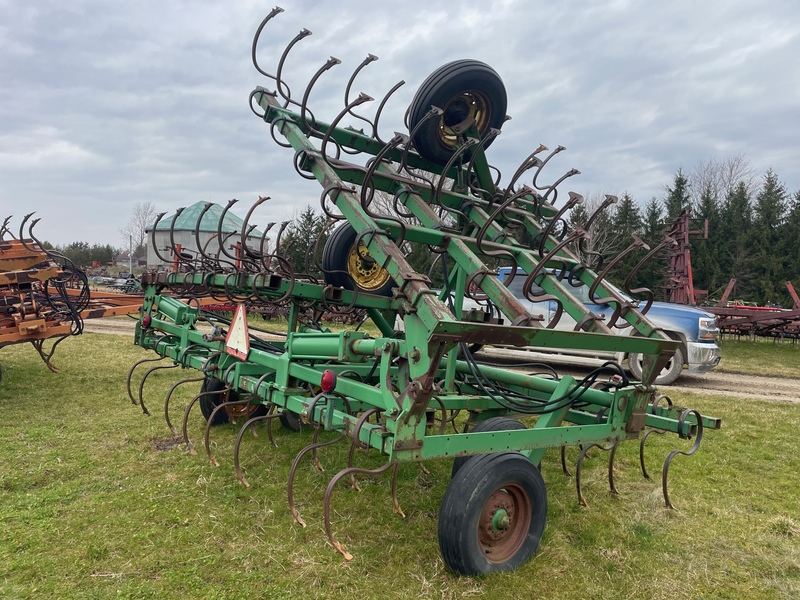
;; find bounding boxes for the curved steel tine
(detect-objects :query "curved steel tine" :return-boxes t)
[319,92,373,167]
[251,7,286,82]
[164,377,205,433]
[639,428,666,480]
[234,410,281,488]
[168,208,190,269]
[0,216,14,241]
[194,202,217,263]
[300,56,342,135]
[216,199,245,264]
[181,387,230,455]
[149,212,171,265]
[607,439,620,495]
[662,409,704,509]
[323,462,395,560]
[575,441,617,507]
[372,79,405,144]
[275,28,313,109]
[561,445,572,476]
[639,394,673,478]
[623,236,677,315]
[138,363,178,415]
[531,145,566,193]
[240,196,270,260]
[17,213,37,252]
[346,408,381,490]
[287,432,347,527]
[536,190,582,257]
[126,356,167,405]
[388,463,405,518]
[259,222,276,256]
[203,396,264,466]
[343,54,378,129]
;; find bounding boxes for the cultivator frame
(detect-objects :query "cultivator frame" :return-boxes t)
[130,8,720,576]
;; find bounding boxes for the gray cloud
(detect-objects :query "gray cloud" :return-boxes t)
[1,0,798,247]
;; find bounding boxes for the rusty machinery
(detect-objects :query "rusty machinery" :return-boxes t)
[128,8,720,576]
[0,214,146,378]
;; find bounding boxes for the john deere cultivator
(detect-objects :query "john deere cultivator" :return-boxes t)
[130,9,720,575]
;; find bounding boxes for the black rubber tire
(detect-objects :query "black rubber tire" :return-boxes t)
[628,345,685,386]
[408,59,507,166]
[278,410,306,432]
[438,452,547,576]
[451,417,527,478]
[200,378,267,425]
[200,377,230,426]
[322,222,395,296]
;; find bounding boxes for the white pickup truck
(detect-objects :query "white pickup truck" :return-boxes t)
[462,267,721,385]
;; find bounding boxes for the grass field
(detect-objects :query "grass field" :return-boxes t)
[1,334,798,599]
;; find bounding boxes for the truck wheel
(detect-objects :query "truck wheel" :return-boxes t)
[628,346,685,386]
[408,59,507,165]
[322,222,395,296]
[439,452,546,575]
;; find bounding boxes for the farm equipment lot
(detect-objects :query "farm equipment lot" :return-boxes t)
[0,332,797,599]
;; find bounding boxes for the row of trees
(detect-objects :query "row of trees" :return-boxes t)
[572,157,799,306]
[278,156,798,307]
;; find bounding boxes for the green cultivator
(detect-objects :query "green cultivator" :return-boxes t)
[130,8,720,575]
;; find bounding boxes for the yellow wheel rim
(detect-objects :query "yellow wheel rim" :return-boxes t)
[437,90,492,150]
[347,240,391,291]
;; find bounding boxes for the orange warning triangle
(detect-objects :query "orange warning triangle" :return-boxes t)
[225,303,250,359]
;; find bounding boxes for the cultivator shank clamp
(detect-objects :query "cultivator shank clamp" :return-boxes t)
[130,8,720,576]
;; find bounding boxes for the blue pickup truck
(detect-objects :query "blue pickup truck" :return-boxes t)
[465,267,721,385]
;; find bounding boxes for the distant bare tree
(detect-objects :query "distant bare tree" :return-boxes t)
[690,154,757,205]
[120,201,157,257]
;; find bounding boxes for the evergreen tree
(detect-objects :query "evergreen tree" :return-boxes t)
[608,193,644,283]
[717,182,754,300]
[782,190,800,305]
[663,169,692,220]
[633,198,665,298]
[281,206,329,278]
[691,184,723,301]
[750,170,788,304]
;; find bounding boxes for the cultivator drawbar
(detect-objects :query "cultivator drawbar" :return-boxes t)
[130,8,720,575]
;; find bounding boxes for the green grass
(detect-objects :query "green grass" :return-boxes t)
[1,334,799,599]
[717,337,800,378]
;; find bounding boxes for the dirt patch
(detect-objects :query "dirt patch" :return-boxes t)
[153,436,183,452]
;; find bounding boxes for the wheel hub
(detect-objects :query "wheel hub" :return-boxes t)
[477,484,532,562]
[347,241,391,291]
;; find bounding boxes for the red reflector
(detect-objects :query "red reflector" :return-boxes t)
[320,369,337,393]
[142,314,152,328]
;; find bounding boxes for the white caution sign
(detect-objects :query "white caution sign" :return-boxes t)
[225,303,250,360]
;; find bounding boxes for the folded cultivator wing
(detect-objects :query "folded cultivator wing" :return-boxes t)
[0,214,91,375]
[130,8,720,576]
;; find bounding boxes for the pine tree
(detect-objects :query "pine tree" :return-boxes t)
[751,170,788,304]
[717,182,754,300]
[632,198,665,298]
[608,193,644,283]
[281,206,329,278]
[664,170,692,220]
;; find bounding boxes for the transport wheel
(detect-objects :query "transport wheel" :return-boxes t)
[451,417,527,477]
[628,346,685,386]
[408,59,507,165]
[439,452,547,575]
[279,410,306,432]
[199,378,266,425]
[322,222,395,296]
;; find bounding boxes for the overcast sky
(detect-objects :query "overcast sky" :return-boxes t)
[1,0,798,248]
